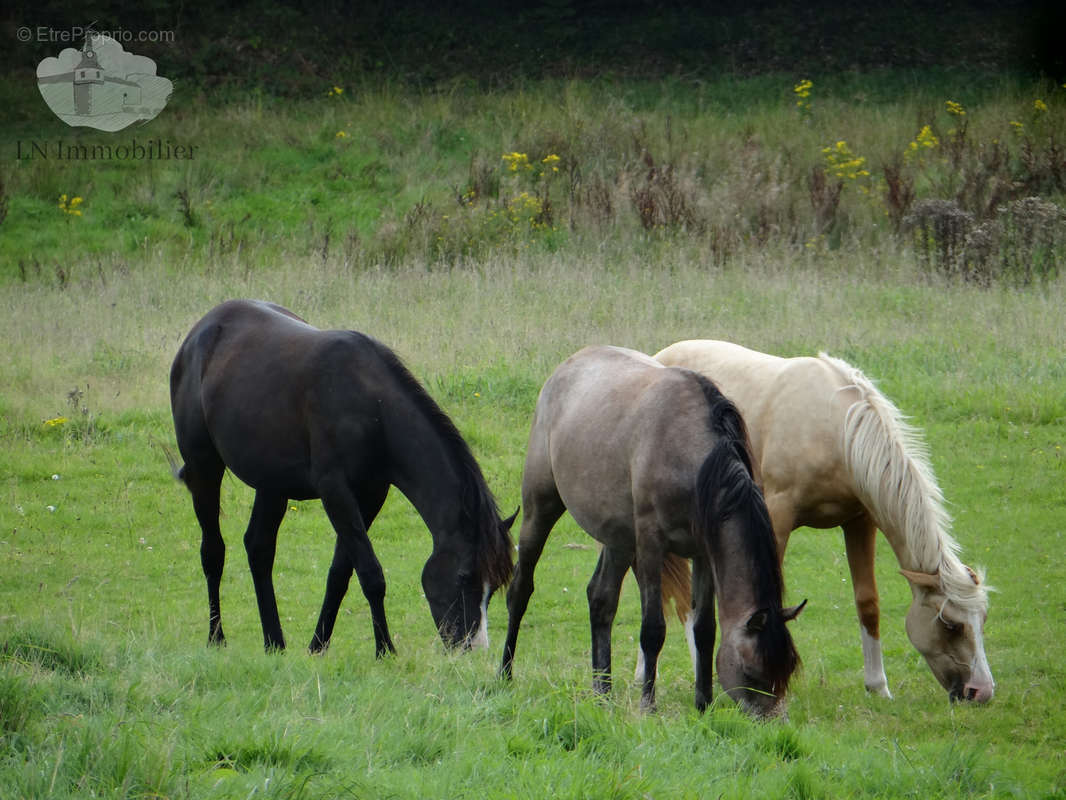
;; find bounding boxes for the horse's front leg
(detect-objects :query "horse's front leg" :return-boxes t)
[309,538,354,654]
[843,514,891,698]
[244,491,289,652]
[320,481,395,658]
[690,556,717,711]
[586,546,631,696]
[310,480,390,653]
[500,499,562,681]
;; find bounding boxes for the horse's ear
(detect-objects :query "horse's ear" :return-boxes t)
[746,609,769,633]
[500,507,519,532]
[782,598,807,622]
[900,568,941,589]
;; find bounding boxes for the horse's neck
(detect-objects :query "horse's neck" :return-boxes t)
[712,517,776,617]
[384,399,465,532]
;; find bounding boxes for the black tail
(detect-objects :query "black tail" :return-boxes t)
[160,442,186,484]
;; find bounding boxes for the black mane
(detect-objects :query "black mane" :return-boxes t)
[367,336,514,589]
[691,373,800,692]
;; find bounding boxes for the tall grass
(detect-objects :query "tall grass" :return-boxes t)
[2,74,1065,799]
[3,74,1064,281]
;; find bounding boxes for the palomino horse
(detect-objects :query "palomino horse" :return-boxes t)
[655,340,994,702]
[170,300,515,654]
[500,346,804,717]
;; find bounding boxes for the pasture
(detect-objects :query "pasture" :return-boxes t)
[1,74,1065,798]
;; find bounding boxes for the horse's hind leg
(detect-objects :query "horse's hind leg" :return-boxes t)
[309,481,390,654]
[319,480,395,658]
[843,513,891,698]
[244,491,290,652]
[182,456,227,646]
[587,545,631,696]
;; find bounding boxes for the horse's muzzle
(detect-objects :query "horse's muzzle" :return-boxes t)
[950,681,994,704]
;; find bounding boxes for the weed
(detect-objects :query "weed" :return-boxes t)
[794,78,813,119]
[42,385,104,446]
[631,149,699,232]
[903,198,974,280]
[0,674,40,737]
[808,166,844,236]
[987,197,1065,286]
[175,188,197,228]
[57,194,84,218]
[882,160,915,233]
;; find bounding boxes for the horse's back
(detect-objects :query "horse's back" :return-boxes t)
[172,300,312,390]
[655,340,863,528]
[529,346,714,547]
[171,300,390,497]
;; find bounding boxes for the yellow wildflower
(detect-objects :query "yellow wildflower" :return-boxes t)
[1034,98,1048,113]
[915,125,939,149]
[58,194,83,216]
[822,140,869,179]
[502,152,531,172]
[794,79,813,113]
[945,100,966,116]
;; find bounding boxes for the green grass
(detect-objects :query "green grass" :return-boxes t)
[3,73,1064,278]
[1,73,1065,798]
[1,248,1064,798]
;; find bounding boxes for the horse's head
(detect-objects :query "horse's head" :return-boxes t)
[421,546,490,650]
[716,600,806,719]
[422,510,517,650]
[901,567,994,703]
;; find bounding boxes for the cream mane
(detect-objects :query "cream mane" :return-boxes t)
[818,353,989,614]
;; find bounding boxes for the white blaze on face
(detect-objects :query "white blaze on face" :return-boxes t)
[966,612,995,701]
[468,582,491,650]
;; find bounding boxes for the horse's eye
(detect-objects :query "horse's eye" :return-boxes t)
[941,618,961,633]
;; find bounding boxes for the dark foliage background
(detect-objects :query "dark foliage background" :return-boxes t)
[2,0,1062,93]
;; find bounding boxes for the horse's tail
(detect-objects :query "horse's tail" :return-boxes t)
[160,442,187,484]
[661,553,692,624]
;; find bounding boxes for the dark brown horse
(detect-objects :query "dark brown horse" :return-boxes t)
[169,300,515,654]
[499,346,804,717]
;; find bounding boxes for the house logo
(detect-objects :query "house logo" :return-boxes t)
[36,32,172,132]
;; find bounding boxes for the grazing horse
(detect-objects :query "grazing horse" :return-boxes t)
[500,346,804,717]
[169,300,515,654]
[655,340,994,702]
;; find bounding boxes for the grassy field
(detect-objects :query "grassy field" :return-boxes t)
[1,74,1065,798]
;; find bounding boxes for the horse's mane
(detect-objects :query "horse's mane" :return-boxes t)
[365,335,514,590]
[818,353,988,614]
[691,374,799,692]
